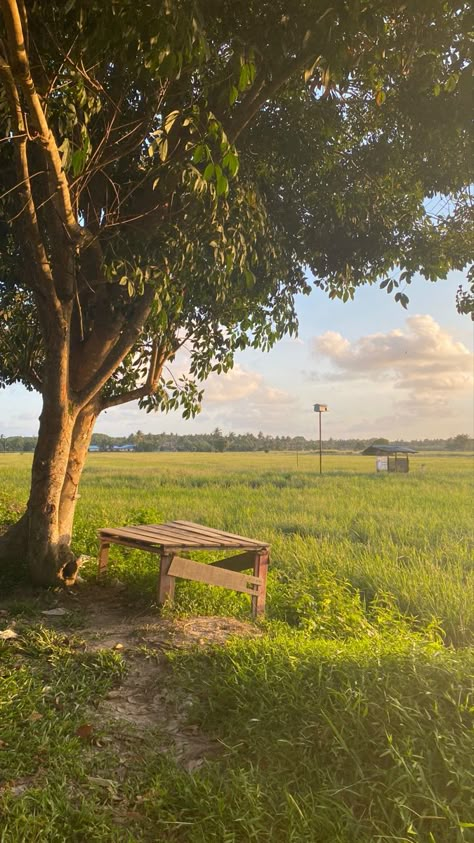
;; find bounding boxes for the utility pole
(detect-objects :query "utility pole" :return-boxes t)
[313,404,328,475]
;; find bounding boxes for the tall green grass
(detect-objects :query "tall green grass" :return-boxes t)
[1,452,473,644]
[150,633,473,842]
[1,451,473,841]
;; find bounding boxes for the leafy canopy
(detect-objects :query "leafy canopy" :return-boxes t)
[0,0,472,417]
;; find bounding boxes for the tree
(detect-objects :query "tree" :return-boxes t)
[447,434,473,451]
[0,0,472,585]
[211,427,227,453]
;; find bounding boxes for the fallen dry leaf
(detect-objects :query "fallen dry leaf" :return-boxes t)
[75,723,94,740]
[10,782,31,797]
[87,775,118,792]
[41,608,67,616]
[0,628,18,640]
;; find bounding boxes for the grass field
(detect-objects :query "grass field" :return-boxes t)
[1,451,473,841]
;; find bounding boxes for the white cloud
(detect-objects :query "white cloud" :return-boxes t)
[312,315,473,414]
[205,364,290,406]
[204,365,259,403]
[97,363,294,436]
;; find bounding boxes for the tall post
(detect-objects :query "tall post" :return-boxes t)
[313,404,328,475]
[319,411,322,475]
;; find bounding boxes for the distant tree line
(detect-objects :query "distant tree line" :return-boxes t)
[1,431,472,454]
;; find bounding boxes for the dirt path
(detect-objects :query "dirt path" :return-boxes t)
[6,582,260,773]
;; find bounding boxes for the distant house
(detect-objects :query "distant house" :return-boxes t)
[88,444,100,452]
[362,443,417,473]
[112,444,136,452]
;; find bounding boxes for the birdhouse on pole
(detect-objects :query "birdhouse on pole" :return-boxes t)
[313,403,328,474]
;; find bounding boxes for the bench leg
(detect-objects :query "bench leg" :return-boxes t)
[98,542,110,578]
[158,552,176,606]
[251,550,269,618]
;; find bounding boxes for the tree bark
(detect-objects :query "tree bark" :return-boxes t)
[24,399,77,585]
[0,400,103,586]
[58,404,97,545]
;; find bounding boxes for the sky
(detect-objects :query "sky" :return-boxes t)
[1,269,472,440]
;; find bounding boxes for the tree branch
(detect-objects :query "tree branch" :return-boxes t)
[100,342,166,410]
[1,1,79,231]
[0,0,97,300]
[75,286,155,407]
[100,385,149,411]
[0,54,55,299]
[227,48,318,144]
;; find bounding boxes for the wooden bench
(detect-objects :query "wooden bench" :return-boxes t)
[97,520,270,618]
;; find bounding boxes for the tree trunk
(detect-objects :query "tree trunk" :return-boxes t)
[24,399,78,585]
[58,404,97,544]
[0,401,102,586]
[0,398,102,586]
[0,402,77,586]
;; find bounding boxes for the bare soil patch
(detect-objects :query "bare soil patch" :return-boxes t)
[1,581,260,773]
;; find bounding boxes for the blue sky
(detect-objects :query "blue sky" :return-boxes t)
[1,269,472,440]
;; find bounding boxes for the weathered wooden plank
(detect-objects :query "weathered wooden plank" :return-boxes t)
[143,523,202,540]
[105,524,185,543]
[98,541,110,577]
[99,521,270,551]
[98,525,200,547]
[101,524,226,548]
[137,523,253,549]
[158,553,175,604]
[146,524,226,545]
[162,522,241,546]
[99,526,162,542]
[97,533,254,555]
[209,551,256,572]
[174,520,268,548]
[167,555,262,595]
[175,520,269,547]
[251,551,270,619]
[173,520,257,544]
[97,535,164,554]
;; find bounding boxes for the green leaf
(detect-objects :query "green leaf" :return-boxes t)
[58,137,71,170]
[203,162,215,181]
[244,268,255,288]
[216,172,228,196]
[193,144,206,164]
[238,64,249,91]
[444,73,459,93]
[223,150,239,177]
[71,149,83,178]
